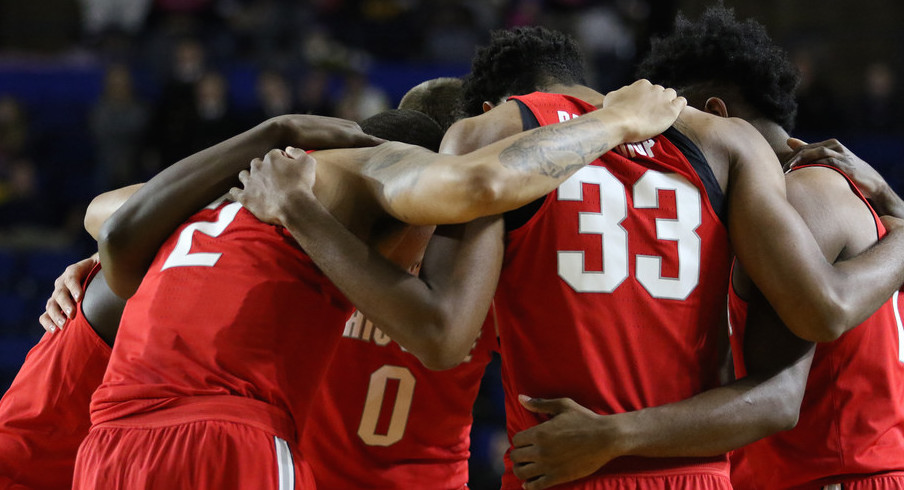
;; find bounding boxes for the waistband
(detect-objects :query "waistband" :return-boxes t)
[821,470,904,489]
[92,395,296,442]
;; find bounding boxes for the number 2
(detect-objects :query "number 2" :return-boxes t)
[161,201,242,270]
[557,167,702,300]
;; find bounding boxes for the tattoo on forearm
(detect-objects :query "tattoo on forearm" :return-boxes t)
[499,118,611,178]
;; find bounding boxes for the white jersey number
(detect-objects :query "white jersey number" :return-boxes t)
[557,167,702,300]
[161,200,242,270]
[357,365,416,447]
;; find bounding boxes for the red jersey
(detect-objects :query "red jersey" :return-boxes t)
[729,165,904,489]
[0,264,111,489]
[91,199,353,443]
[302,307,497,489]
[497,92,732,487]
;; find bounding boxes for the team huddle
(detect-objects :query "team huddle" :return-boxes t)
[2,7,904,490]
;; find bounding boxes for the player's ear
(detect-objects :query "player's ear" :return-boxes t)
[482,101,495,113]
[704,97,729,118]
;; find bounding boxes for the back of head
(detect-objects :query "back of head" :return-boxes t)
[398,77,463,132]
[360,109,444,152]
[461,26,587,117]
[636,6,799,132]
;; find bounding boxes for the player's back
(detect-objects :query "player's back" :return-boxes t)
[492,92,732,486]
[92,199,353,437]
[302,308,497,489]
[729,165,904,488]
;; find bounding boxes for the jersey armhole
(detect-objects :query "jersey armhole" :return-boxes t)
[504,99,546,231]
[663,127,727,224]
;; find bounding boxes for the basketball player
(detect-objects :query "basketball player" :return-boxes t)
[76,84,686,488]
[636,7,904,488]
[299,78,502,490]
[229,26,904,490]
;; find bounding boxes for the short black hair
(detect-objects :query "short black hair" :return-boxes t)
[398,77,463,132]
[461,26,587,117]
[636,6,800,131]
[360,109,444,152]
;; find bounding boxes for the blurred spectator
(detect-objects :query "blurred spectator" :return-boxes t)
[425,2,483,64]
[148,37,207,169]
[0,97,54,240]
[792,46,840,135]
[296,69,336,116]
[78,0,153,39]
[335,70,389,122]
[89,64,149,193]
[574,4,638,90]
[855,61,903,133]
[246,69,294,124]
[188,70,242,153]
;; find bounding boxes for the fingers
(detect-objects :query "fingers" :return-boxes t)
[512,459,542,481]
[44,294,67,330]
[39,312,58,333]
[518,394,569,415]
[228,187,243,204]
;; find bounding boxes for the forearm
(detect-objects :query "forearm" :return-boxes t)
[99,119,284,297]
[367,108,632,225]
[277,193,499,369]
[617,357,809,458]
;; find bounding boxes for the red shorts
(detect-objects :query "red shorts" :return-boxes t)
[74,396,314,489]
[818,472,904,490]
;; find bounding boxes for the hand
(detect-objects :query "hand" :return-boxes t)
[783,138,887,198]
[601,79,686,143]
[230,147,317,227]
[39,254,98,333]
[509,395,626,490]
[275,114,385,150]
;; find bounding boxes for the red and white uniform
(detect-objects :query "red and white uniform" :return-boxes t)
[0,264,111,490]
[729,165,904,489]
[302,308,497,489]
[497,92,732,488]
[74,200,353,489]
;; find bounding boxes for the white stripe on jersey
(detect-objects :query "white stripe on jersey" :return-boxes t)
[274,436,295,490]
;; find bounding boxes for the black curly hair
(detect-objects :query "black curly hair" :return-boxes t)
[636,5,800,132]
[460,26,587,117]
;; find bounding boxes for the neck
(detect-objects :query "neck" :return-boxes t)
[749,119,793,163]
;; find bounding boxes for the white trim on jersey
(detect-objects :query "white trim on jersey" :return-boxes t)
[274,436,295,490]
[893,291,904,363]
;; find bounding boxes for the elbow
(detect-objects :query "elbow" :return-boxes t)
[772,397,802,432]
[786,288,851,342]
[97,218,140,299]
[413,315,471,371]
[458,166,504,220]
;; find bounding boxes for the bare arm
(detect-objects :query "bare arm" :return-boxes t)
[350,80,686,225]
[85,185,144,239]
[231,149,503,370]
[507,285,813,490]
[99,115,382,298]
[724,119,904,342]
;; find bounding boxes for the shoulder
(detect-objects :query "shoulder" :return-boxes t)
[440,102,524,155]
[785,166,878,259]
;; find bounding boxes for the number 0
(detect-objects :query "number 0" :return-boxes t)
[357,365,415,447]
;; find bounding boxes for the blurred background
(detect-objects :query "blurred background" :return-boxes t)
[0,0,901,487]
